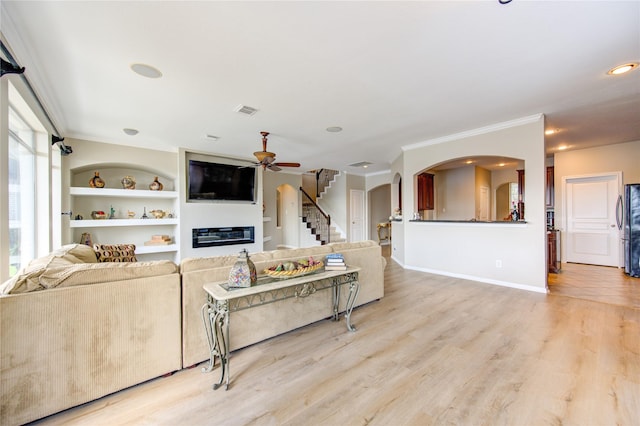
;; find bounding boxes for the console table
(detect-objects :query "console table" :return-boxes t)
[201,267,361,390]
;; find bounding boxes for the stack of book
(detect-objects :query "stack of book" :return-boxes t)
[144,235,172,246]
[325,253,347,270]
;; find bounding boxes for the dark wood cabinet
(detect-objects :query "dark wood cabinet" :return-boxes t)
[417,173,434,211]
[517,169,525,220]
[547,229,559,273]
[546,166,554,208]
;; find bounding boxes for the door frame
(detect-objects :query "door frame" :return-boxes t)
[561,171,623,267]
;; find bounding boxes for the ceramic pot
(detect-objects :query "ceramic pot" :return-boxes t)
[89,171,105,188]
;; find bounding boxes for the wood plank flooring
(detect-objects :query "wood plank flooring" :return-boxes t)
[548,262,640,309]
[30,253,639,426]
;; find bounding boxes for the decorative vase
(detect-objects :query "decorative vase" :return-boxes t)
[228,249,257,288]
[121,175,136,190]
[149,176,163,191]
[89,171,105,188]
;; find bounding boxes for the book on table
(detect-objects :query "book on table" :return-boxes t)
[325,264,347,271]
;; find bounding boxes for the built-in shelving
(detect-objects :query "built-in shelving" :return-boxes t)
[135,244,179,255]
[70,187,178,199]
[69,218,179,228]
[68,168,179,260]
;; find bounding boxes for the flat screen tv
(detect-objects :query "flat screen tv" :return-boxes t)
[187,159,256,202]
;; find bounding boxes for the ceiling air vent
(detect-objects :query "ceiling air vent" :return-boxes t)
[348,161,373,168]
[234,104,259,116]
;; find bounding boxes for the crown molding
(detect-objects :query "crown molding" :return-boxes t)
[402,114,544,152]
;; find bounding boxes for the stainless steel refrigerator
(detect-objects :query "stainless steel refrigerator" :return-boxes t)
[618,183,640,277]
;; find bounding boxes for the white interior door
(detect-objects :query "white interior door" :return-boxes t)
[350,189,365,242]
[564,173,621,266]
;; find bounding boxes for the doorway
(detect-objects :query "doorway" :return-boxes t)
[563,172,622,267]
[350,189,365,242]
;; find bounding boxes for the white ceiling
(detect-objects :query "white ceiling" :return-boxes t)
[1,1,639,175]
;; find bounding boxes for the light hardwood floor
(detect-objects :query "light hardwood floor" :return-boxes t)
[31,252,639,426]
[548,262,640,309]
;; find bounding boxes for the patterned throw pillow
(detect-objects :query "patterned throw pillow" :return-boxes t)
[93,244,137,262]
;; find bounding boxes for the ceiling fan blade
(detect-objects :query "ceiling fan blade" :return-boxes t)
[268,164,282,172]
[273,162,300,168]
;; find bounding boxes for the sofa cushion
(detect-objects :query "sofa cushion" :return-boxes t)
[0,244,98,295]
[93,244,137,262]
[38,260,178,289]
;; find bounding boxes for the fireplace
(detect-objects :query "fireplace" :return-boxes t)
[192,226,255,248]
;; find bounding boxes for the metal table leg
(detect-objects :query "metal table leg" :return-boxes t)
[201,299,230,390]
[344,280,360,332]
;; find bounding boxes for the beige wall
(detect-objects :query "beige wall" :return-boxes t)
[553,139,640,261]
[400,115,547,292]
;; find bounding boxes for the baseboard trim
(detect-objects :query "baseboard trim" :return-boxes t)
[403,264,548,294]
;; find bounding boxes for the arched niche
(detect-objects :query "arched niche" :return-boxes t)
[416,156,523,221]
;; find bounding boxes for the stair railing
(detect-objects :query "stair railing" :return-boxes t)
[300,187,331,244]
[316,169,339,198]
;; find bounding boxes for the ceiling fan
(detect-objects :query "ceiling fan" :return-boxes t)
[252,131,301,172]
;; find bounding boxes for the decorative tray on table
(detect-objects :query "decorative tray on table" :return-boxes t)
[263,258,324,279]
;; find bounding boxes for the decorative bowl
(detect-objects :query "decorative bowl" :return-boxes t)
[264,261,324,279]
[91,210,107,220]
[149,209,166,219]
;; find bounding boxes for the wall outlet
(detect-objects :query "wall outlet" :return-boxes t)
[495,259,502,268]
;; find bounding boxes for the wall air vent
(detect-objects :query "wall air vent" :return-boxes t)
[348,161,373,168]
[234,104,259,116]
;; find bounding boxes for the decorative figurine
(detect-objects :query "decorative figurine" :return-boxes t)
[121,175,136,190]
[149,176,163,191]
[89,171,105,188]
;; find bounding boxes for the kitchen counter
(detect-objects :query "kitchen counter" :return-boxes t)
[409,219,527,224]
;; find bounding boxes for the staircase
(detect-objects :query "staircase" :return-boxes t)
[315,169,339,199]
[300,170,346,245]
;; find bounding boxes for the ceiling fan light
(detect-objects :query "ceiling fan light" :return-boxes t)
[253,151,276,163]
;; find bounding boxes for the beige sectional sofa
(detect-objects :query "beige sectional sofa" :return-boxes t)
[1,241,385,425]
[0,244,182,426]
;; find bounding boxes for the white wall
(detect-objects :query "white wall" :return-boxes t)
[178,149,263,259]
[400,115,547,292]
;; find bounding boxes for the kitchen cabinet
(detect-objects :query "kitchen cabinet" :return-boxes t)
[517,169,525,220]
[546,166,554,208]
[417,173,434,211]
[547,229,560,273]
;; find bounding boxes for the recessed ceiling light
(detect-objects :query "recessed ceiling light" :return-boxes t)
[607,62,638,75]
[498,163,506,167]
[348,161,373,168]
[557,145,568,151]
[123,128,139,136]
[545,129,558,135]
[130,63,163,78]
[326,126,343,133]
[465,160,473,164]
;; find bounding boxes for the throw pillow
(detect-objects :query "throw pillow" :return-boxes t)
[93,244,137,262]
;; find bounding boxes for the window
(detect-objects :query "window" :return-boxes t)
[2,81,53,280]
[8,106,36,275]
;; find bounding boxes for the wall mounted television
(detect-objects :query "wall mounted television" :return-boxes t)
[187,159,257,202]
